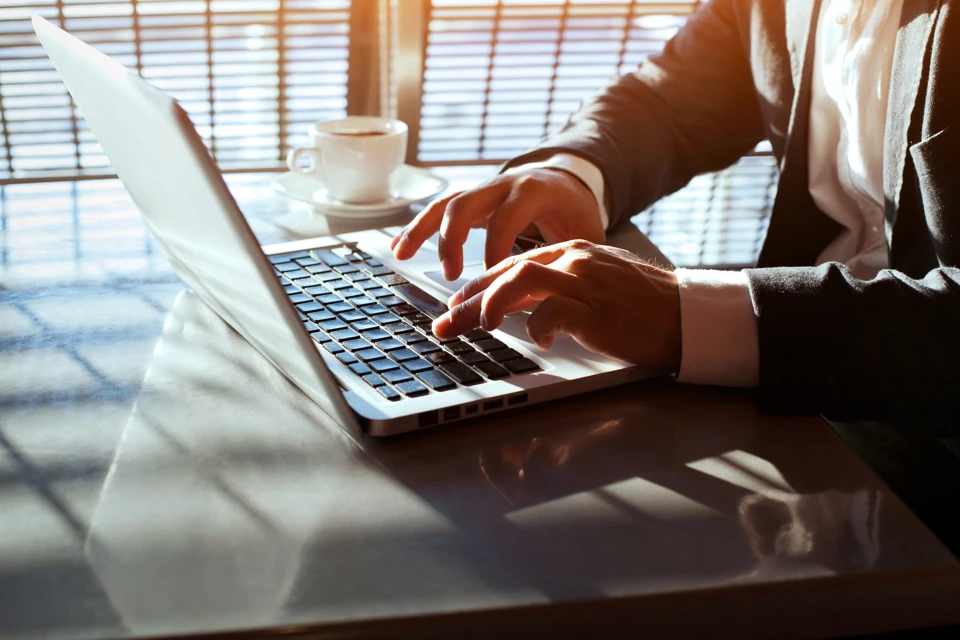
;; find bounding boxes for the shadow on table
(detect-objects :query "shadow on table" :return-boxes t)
[74,291,951,638]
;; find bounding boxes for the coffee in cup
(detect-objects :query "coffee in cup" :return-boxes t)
[286,116,407,204]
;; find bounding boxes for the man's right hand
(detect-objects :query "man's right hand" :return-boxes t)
[389,166,605,281]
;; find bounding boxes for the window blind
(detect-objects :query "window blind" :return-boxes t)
[415,0,703,165]
[0,0,353,181]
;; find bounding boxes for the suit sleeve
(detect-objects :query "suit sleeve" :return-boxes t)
[747,264,960,424]
[502,0,765,230]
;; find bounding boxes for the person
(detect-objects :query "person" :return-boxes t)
[390,0,959,423]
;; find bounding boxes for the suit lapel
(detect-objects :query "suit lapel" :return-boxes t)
[758,0,843,268]
[883,0,942,231]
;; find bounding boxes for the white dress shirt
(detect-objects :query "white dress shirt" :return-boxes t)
[524,0,904,387]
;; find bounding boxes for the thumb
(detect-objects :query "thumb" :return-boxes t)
[526,296,591,350]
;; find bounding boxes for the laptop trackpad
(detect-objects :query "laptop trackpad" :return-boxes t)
[422,262,485,297]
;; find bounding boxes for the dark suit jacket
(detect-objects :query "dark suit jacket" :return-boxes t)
[504,0,960,426]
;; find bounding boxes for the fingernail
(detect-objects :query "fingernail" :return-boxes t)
[479,313,489,330]
[432,314,450,336]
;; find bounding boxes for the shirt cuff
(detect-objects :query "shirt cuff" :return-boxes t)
[675,268,759,388]
[504,153,610,230]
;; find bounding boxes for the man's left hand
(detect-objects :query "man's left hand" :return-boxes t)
[432,240,683,375]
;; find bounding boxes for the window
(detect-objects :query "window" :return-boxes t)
[411,0,704,165]
[0,0,355,181]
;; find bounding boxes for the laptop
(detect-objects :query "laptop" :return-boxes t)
[33,16,650,437]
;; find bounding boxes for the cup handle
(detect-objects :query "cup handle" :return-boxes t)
[286,147,323,178]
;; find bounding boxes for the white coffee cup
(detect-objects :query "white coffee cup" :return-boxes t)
[286,116,408,204]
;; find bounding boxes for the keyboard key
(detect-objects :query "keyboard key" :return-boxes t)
[268,253,297,264]
[342,338,372,352]
[283,269,310,280]
[340,287,365,299]
[274,262,299,272]
[475,361,510,379]
[416,369,456,391]
[368,265,393,276]
[425,351,454,365]
[350,319,379,332]
[334,264,360,275]
[317,271,342,283]
[295,257,321,267]
[378,338,405,351]
[387,323,416,335]
[374,312,401,325]
[411,341,440,355]
[308,310,335,323]
[284,285,299,295]
[349,362,372,376]
[398,332,427,345]
[450,341,475,355]
[328,302,354,314]
[382,368,413,384]
[290,294,313,305]
[390,348,420,362]
[345,272,369,282]
[323,341,344,354]
[396,380,429,397]
[408,313,432,326]
[380,295,405,307]
[311,331,332,344]
[296,300,323,312]
[364,304,390,316]
[504,358,539,374]
[402,358,434,374]
[318,319,347,332]
[339,310,366,323]
[393,304,419,316]
[312,249,348,267]
[439,362,483,385]
[331,328,360,342]
[362,328,391,341]
[328,279,353,291]
[464,328,493,342]
[461,351,490,365]
[378,273,407,286]
[357,280,380,291]
[298,311,308,320]
[355,348,386,362]
[292,277,315,287]
[336,351,358,365]
[363,373,385,387]
[304,285,327,297]
[377,385,401,401]
[369,358,399,373]
[351,296,376,307]
[305,264,331,274]
[475,338,507,353]
[489,348,523,363]
[367,288,392,299]
[318,293,341,305]
[434,335,461,344]
[364,257,383,268]
[303,321,320,332]
[392,283,448,318]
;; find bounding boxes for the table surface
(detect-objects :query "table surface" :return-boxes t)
[1,169,959,640]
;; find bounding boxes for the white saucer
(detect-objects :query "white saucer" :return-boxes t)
[271,165,449,218]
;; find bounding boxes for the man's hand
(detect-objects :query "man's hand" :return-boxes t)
[432,240,683,375]
[390,167,605,281]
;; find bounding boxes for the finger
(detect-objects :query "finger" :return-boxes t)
[438,183,510,280]
[483,194,539,271]
[392,192,459,260]
[447,241,574,306]
[526,296,592,350]
[480,260,581,330]
[432,291,536,340]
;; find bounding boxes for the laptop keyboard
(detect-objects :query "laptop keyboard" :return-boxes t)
[269,247,541,402]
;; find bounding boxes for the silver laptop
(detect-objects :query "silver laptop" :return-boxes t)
[34,16,649,437]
